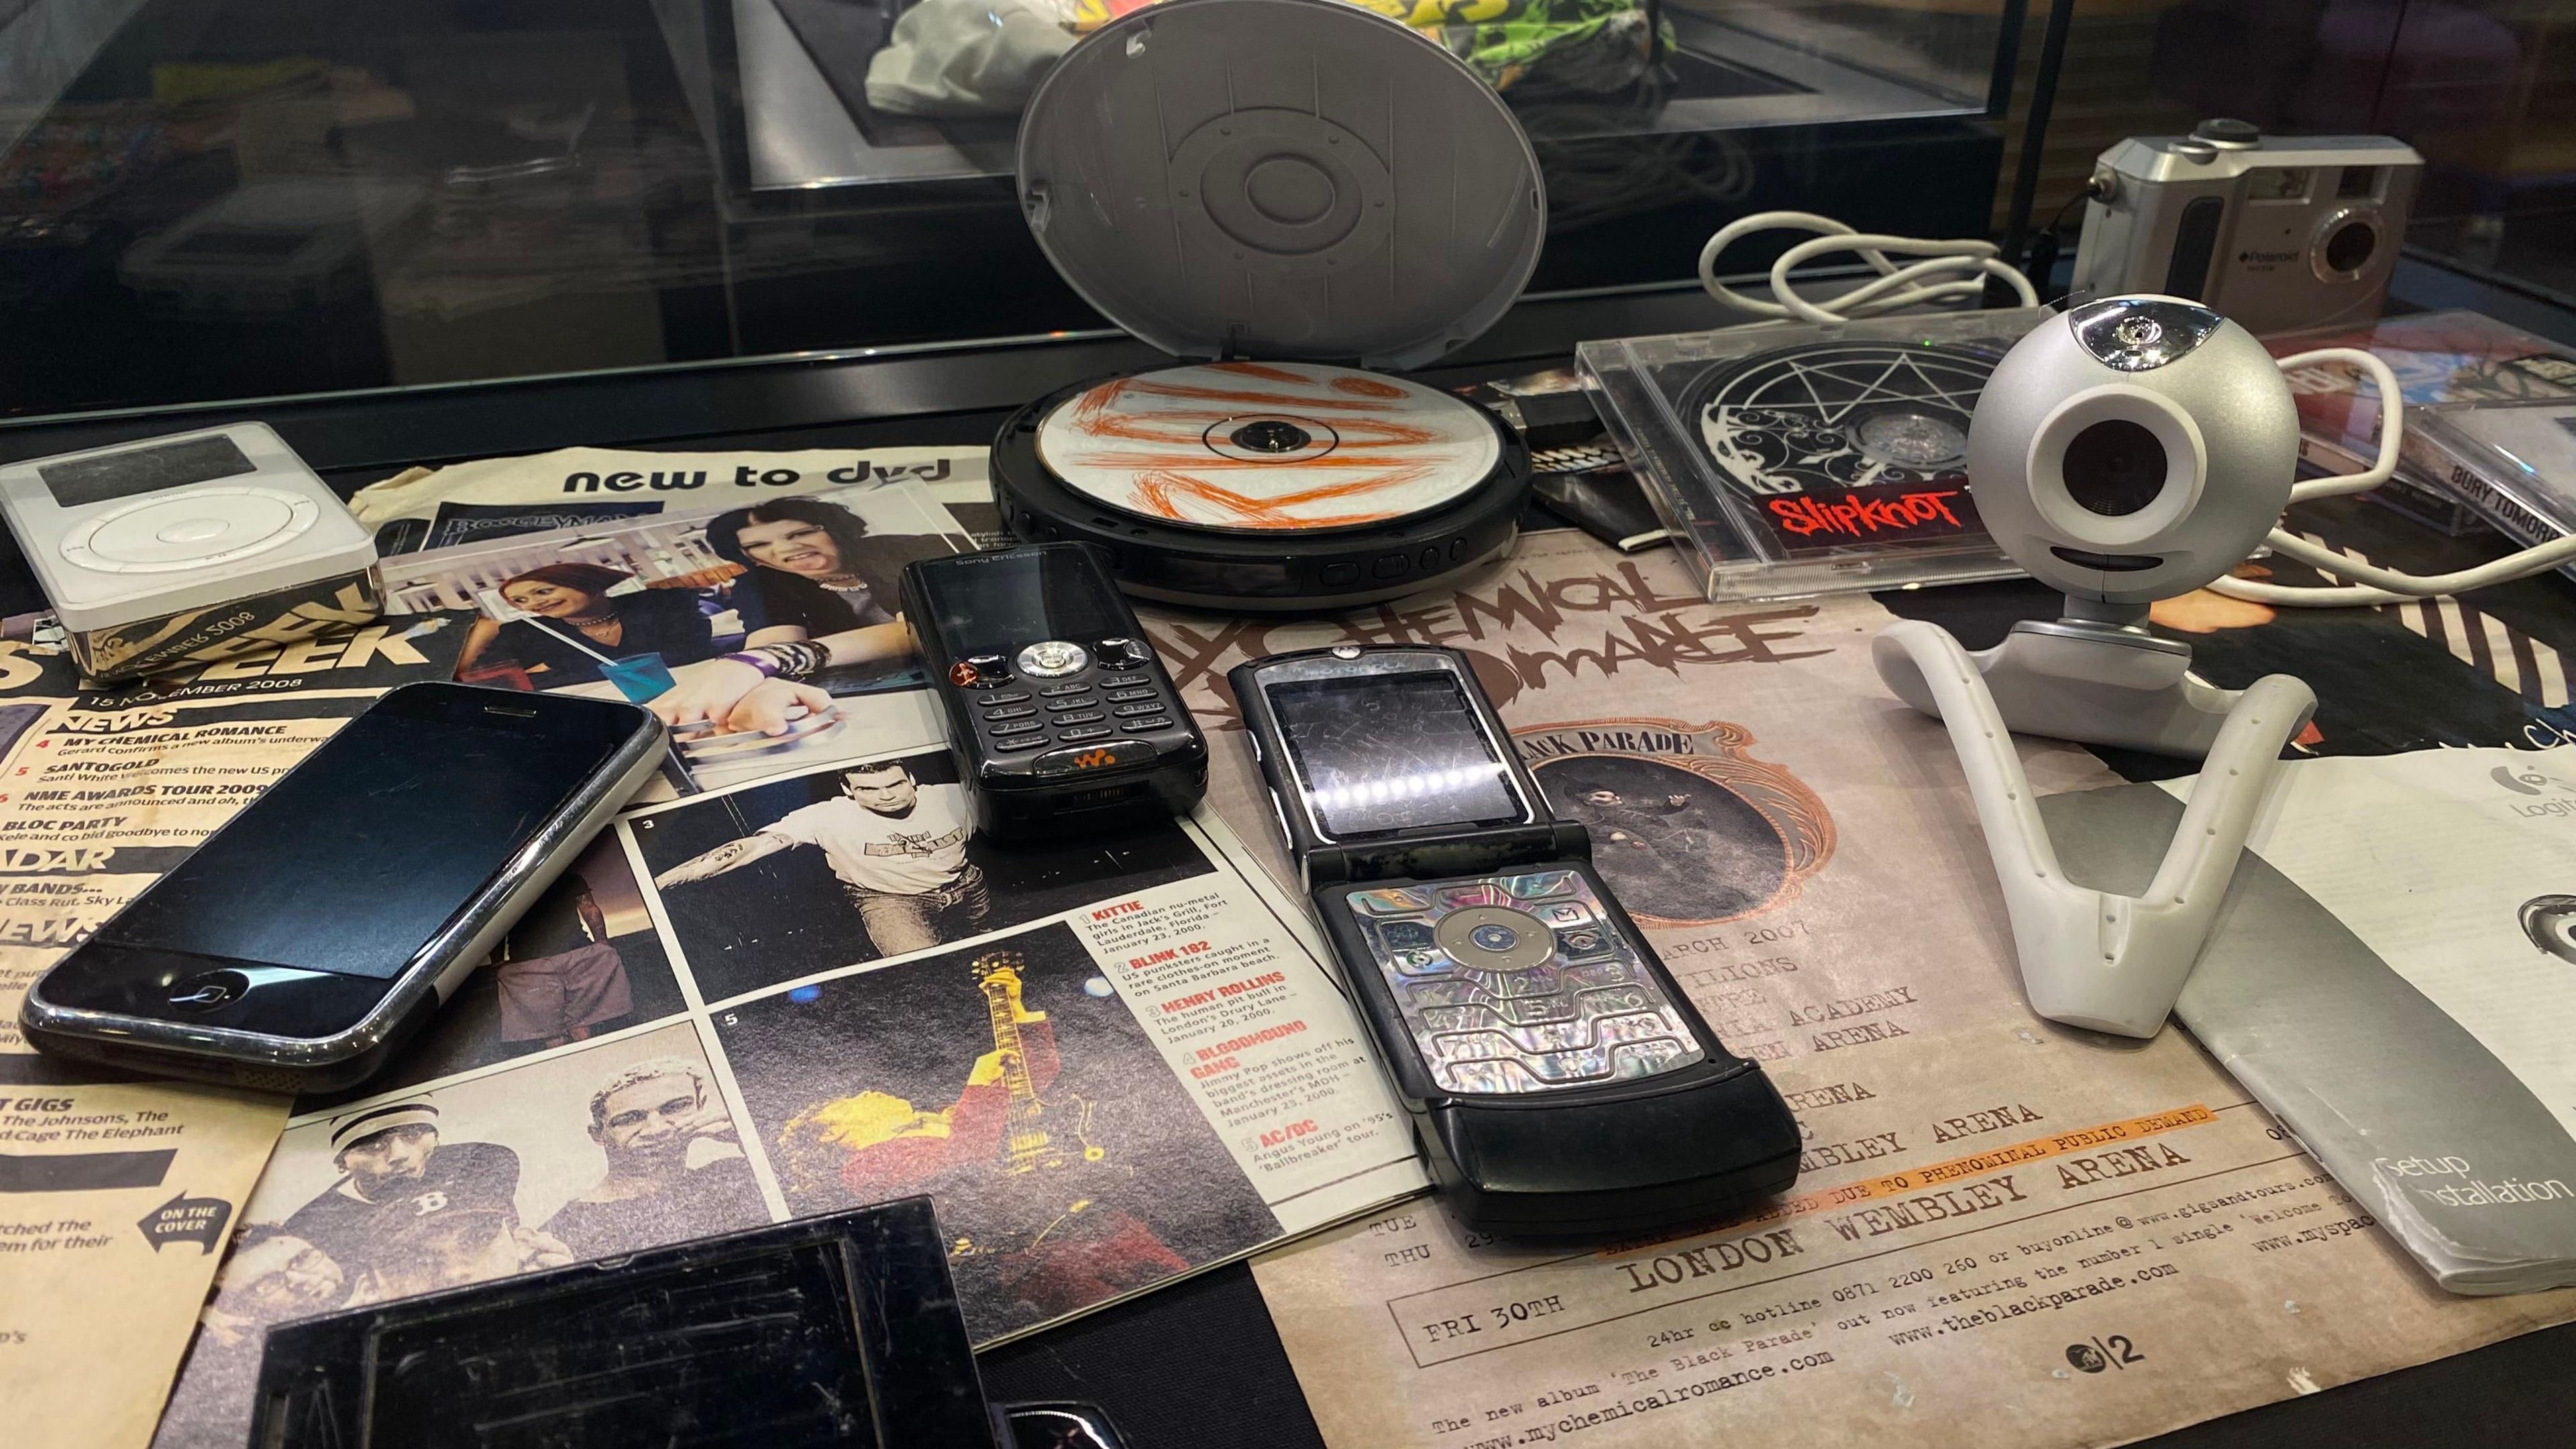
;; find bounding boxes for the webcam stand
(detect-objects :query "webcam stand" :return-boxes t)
[1873,604,2315,1038]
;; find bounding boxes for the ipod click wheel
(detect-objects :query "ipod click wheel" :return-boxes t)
[0,422,380,680]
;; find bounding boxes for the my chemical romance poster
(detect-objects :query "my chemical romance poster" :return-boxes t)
[1118,530,2576,1449]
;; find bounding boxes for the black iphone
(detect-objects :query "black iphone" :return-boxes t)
[19,683,663,1092]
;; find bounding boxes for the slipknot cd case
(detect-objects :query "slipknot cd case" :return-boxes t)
[1576,308,2047,602]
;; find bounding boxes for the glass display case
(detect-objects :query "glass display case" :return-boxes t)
[0,0,2023,423]
[684,0,2015,192]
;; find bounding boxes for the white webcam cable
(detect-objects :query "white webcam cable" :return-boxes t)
[1697,211,2039,325]
[2210,346,2576,606]
[1698,212,2576,604]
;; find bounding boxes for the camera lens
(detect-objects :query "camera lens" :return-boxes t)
[2061,419,2166,517]
[2323,219,2377,274]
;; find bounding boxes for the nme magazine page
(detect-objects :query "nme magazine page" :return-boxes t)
[146,472,1431,1449]
[349,444,996,557]
[151,751,1428,1449]
[371,478,971,798]
[0,619,472,1449]
[1144,531,2576,1449]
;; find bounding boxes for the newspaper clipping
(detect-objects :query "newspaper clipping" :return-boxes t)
[1162,532,2576,1449]
[373,479,971,796]
[145,483,1428,1448]
[0,619,470,1449]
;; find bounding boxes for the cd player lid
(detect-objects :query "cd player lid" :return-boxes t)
[1016,0,1544,373]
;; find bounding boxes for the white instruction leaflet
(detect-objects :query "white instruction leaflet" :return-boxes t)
[2037,747,2576,1294]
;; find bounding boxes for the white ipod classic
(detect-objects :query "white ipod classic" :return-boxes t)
[0,423,380,680]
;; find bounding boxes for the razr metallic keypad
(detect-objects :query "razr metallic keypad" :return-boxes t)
[1342,869,1704,1095]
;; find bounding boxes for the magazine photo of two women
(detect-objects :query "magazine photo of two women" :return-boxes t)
[375,484,971,791]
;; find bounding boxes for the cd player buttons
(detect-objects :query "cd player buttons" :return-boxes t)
[1371,553,1409,580]
[1105,687,1157,702]
[1120,717,1171,733]
[975,690,1030,707]
[1058,724,1113,743]
[1319,562,1361,587]
[1032,739,1156,777]
[984,705,1037,722]
[1101,672,1150,688]
[1017,640,1089,678]
[1053,710,1106,726]
[1112,702,1165,718]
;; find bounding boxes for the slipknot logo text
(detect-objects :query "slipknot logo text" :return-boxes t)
[1770,490,1966,539]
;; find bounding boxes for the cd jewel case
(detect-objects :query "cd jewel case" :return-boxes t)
[1578,308,2049,602]
[2404,398,2576,584]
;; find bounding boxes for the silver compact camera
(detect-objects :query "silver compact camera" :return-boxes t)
[2070,119,2420,336]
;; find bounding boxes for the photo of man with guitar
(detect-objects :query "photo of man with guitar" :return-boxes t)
[711,920,1280,1340]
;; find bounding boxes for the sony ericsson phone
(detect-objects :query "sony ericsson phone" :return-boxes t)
[21,684,663,1092]
[902,542,1206,840]
[1231,645,1799,1236]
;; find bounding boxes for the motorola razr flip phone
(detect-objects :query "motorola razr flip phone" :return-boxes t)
[1231,645,1799,1236]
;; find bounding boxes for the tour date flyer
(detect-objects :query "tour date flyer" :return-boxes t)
[1107,529,2576,1449]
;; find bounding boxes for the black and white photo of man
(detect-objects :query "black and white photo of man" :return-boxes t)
[541,1058,769,1259]
[654,758,988,956]
[631,749,1214,999]
[279,1101,519,1280]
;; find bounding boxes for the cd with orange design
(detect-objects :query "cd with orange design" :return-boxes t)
[991,0,1545,608]
[1034,362,1503,535]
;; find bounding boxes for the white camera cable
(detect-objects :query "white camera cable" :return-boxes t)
[1697,213,2575,603]
[2209,347,2576,606]
[1697,210,2040,325]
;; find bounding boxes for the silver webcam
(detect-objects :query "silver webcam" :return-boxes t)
[2071,119,2420,336]
[1968,296,2300,610]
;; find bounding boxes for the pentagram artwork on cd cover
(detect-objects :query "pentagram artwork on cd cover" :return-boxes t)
[1682,341,1997,555]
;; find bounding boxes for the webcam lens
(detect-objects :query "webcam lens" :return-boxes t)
[2061,419,2166,517]
[2322,219,2377,274]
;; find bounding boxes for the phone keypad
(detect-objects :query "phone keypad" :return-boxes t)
[1340,870,1703,1095]
[955,641,1191,760]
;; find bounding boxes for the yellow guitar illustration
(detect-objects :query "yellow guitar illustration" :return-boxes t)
[973,951,1108,1175]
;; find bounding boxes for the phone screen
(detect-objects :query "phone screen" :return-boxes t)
[89,691,641,980]
[1270,670,1524,838]
[920,548,1127,656]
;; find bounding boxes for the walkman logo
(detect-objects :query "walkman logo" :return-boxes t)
[1075,749,1116,769]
